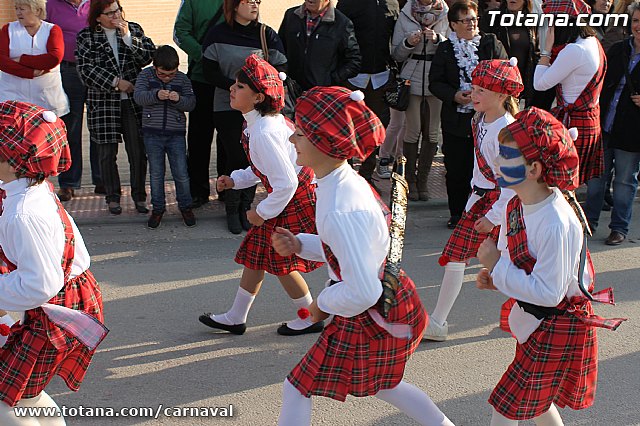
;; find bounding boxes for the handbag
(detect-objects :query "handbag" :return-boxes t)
[384,62,411,111]
[259,24,301,119]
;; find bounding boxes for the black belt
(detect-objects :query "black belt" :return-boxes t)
[517,300,566,320]
[472,185,496,196]
[410,54,434,61]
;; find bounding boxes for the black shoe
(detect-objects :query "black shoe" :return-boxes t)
[147,211,163,229]
[135,202,149,214]
[198,314,246,335]
[94,185,107,195]
[108,202,122,215]
[605,230,625,246]
[447,216,461,229]
[239,209,251,231]
[57,188,74,202]
[192,196,210,209]
[181,208,197,227]
[276,321,324,336]
[227,212,242,234]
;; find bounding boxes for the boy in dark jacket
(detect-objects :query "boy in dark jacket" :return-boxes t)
[134,45,197,229]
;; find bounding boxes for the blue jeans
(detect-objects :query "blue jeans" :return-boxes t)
[143,133,192,212]
[585,134,640,236]
[57,62,101,188]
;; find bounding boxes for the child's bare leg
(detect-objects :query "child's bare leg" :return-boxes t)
[375,381,455,426]
[490,408,518,426]
[278,379,312,426]
[533,404,563,426]
[277,272,317,331]
[209,268,264,326]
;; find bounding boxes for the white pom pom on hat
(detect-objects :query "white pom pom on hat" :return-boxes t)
[350,90,365,102]
[42,111,57,123]
[278,72,287,81]
[509,57,518,67]
[568,127,579,141]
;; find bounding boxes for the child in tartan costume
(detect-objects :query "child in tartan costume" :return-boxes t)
[425,58,521,341]
[198,55,323,337]
[476,107,625,425]
[0,101,107,425]
[272,86,454,425]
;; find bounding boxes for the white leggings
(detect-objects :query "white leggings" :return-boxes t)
[0,392,66,425]
[278,378,454,426]
[490,405,564,426]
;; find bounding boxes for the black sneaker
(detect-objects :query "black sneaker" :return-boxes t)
[147,211,163,229]
[181,209,197,227]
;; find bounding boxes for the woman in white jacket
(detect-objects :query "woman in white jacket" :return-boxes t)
[391,0,449,201]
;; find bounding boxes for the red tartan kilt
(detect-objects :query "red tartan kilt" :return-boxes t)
[490,301,598,420]
[551,106,603,184]
[440,190,500,264]
[287,271,427,401]
[0,270,104,407]
[235,179,323,275]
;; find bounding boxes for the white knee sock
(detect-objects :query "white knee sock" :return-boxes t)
[16,392,66,426]
[212,287,255,325]
[490,408,518,426]
[278,379,312,426]
[375,381,454,426]
[430,262,466,326]
[533,404,564,426]
[286,293,315,330]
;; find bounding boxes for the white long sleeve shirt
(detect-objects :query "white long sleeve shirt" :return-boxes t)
[533,37,600,104]
[296,164,388,318]
[0,179,90,312]
[491,188,591,342]
[468,112,516,226]
[230,110,300,221]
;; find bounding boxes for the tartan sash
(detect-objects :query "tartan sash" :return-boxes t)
[473,113,498,185]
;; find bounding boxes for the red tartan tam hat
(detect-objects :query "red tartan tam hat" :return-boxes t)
[505,107,580,190]
[241,54,285,112]
[295,86,385,160]
[471,58,524,97]
[542,0,591,16]
[0,101,70,180]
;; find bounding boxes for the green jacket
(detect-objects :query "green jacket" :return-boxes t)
[173,0,224,84]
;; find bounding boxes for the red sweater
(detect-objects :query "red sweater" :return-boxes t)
[0,23,64,79]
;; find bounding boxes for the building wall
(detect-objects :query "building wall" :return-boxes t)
[0,0,303,46]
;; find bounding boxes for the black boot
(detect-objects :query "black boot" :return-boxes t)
[225,189,242,234]
[417,143,438,201]
[403,142,419,201]
[239,186,256,231]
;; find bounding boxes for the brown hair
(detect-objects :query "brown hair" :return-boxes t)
[448,0,478,29]
[504,95,519,117]
[224,0,259,28]
[88,0,122,31]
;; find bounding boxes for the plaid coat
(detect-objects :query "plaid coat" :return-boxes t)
[75,22,155,144]
[0,187,104,407]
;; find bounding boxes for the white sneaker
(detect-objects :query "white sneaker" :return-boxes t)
[376,158,392,179]
[423,319,448,341]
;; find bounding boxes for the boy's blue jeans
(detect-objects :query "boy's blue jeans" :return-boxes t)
[143,133,192,212]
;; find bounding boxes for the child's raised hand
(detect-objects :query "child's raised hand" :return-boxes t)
[474,216,495,233]
[476,268,497,291]
[271,227,301,256]
[216,176,234,192]
[477,238,500,271]
[246,209,264,227]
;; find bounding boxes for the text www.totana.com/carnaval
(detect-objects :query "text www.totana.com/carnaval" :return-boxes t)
[13,404,234,419]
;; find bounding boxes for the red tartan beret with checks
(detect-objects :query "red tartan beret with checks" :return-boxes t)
[295,86,385,160]
[471,58,524,97]
[0,101,70,180]
[506,107,579,190]
[241,54,285,112]
[542,0,591,16]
